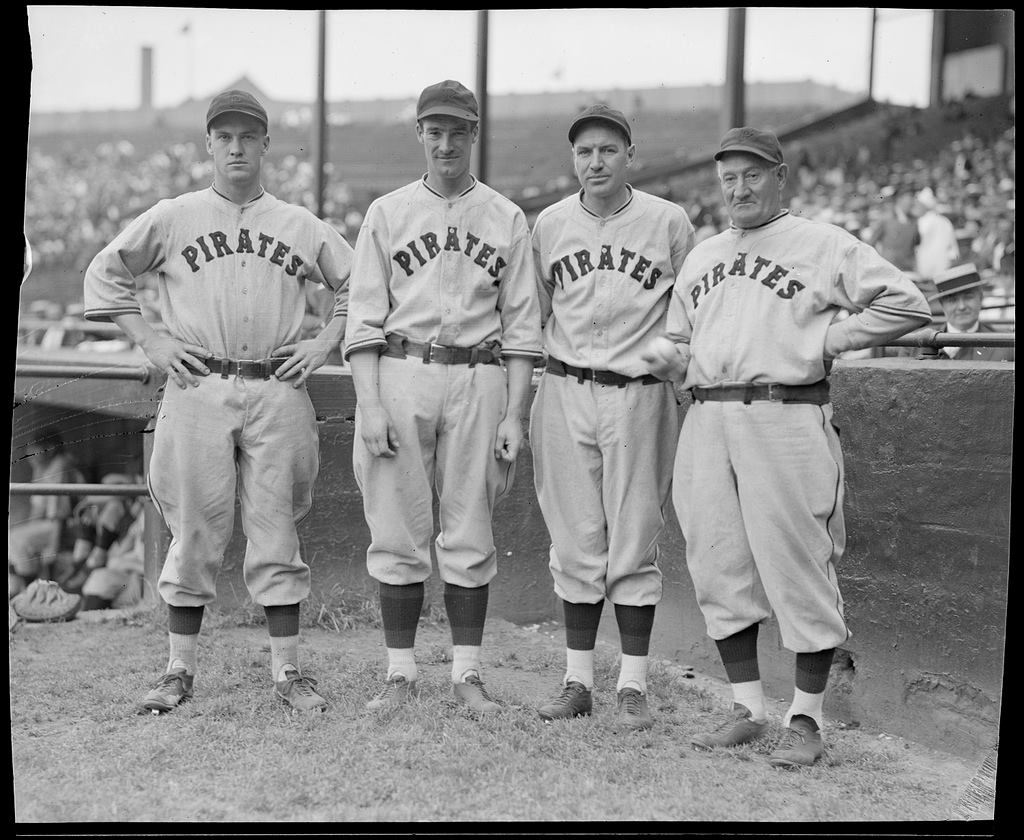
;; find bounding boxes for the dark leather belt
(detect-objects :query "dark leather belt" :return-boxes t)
[691,380,830,405]
[382,335,500,366]
[203,356,288,379]
[546,357,663,388]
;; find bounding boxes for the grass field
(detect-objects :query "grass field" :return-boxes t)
[10,600,994,826]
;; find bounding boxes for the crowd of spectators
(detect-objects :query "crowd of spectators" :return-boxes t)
[674,111,1015,295]
[23,98,1014,335]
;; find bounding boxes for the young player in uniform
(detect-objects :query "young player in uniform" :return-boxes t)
[84,89,354,714]
[643,127,932,765]
[530,104,695,731]
[344,80,542,714]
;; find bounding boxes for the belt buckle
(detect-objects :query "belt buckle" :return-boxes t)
[426,342,445,364]
[766,383,783,401]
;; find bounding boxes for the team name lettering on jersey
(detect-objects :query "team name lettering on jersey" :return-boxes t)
[181,228,305,277]
[391,226,506,285]
[689,252,806,309]
[549,245,663,290]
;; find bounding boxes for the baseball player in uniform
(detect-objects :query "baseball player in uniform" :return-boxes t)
[83,90,354,714]
[530,104,695,731]
[344,80,542,714]
[643,127,931,766]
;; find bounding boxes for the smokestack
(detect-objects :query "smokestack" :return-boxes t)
[141,45,153,111]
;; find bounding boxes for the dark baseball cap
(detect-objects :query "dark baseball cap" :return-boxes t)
[206,89,268,131]
[568,104,631,145]
[714,126,784,165]
[416,80,479,123]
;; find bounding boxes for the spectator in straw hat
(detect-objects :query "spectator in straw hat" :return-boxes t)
[921,263,1013,362]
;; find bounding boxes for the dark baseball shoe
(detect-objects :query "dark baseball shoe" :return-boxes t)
[768,714,824,768]
[142,667,194,714]
[275,669,327,712]
[453,673,501,714]
[612,687,653,732]
[538,681,593,721]
[365,675,417,711]
[691,703,770,751]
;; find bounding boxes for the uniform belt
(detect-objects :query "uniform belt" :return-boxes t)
[691,380,830,405]
[382,335,501,366]
[545,357,663,388]
[203,356,288,379]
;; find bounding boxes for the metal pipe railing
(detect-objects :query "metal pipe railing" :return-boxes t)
[9,483,149,498]
[15,364,153,382]
[886,329,1015,349]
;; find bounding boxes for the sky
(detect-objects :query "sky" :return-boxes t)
[26,6,936,112]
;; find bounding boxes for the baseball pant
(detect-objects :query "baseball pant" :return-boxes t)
[673,399,850,652]
[353,356,513,588]
[148,376,319,607]
[530,374,678,606]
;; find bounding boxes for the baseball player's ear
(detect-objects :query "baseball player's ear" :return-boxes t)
[626,144,637,164]
[776,163,789,187]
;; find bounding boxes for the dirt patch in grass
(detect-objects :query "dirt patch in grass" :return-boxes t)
[10,606,992,825]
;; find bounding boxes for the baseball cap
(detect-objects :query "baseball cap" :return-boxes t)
[568,104,632,145]
[929,263,986,301]
[714,126,784,165]
[416,80,479,123]
[206,89,268,131]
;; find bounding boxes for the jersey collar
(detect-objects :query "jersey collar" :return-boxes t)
[211,184,266,207]
[421,174,478,200]
[578,184,634,219]
[730,209,789,232]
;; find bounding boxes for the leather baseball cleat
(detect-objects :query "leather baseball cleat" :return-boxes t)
[612,687,653,732]
[768,714,824,768]
[142,667,194,714]
[365,675,417,711]
[275,669,328,712]
[538,681,593,720]
[691,703,770,750]
[453,673,501,714]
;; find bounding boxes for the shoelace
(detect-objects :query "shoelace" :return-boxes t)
[550,684,585,708]
[282,673,319,696]
[374,677,407,701]
[715,709,752,732]
[153,671,187,690]
[464,675,494,701]
[620,690,644,715]
[774,726,807,751]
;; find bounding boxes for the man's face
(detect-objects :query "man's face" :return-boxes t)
[717,152,787,228]
[572,123,634,203]
[417,115,477,182]
[206,113,268,189]
[939,288,983,331]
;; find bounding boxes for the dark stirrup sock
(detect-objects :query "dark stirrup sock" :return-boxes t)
[613,603,656,656]
[563,599,604,650]
[379,581,425,649]
[714,622,761,684]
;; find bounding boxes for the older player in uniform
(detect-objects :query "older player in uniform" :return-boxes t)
[643,127,932,766]
[344,80,541,714]
[84,89,354,714]
[530,105,695,731]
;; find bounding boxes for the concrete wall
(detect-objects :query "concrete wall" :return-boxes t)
[10,358,1011,757]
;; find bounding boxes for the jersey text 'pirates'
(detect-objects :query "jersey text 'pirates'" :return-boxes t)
[343,177,541,361]
[84,187,353,359]
[665,212,932,388]
[533,187,695,378]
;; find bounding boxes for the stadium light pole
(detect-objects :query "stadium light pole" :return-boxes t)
[474,10,489,185]
[722,7,746,134]
[313,9,328,219]
[868,8,877,100]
